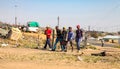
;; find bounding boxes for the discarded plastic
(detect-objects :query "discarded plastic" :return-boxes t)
[1,44,8,47]
[77,56,83,61]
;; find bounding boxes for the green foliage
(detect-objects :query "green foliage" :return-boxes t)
[106,32,114,35]
[90,31,98,38]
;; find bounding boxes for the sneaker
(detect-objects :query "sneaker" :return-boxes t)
[42,48,46,50]
[77,50,84,54]
[71,50,73,52]
[64,50,67,52]
[51,49,55,51]
[77,50,80,53]
[60,50,64,52]
[49,48,52,51]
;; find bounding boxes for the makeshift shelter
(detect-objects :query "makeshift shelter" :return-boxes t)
[103,35,120,39]
[103,35,120,43]
[27,21,40,32]
[27,21,40,27]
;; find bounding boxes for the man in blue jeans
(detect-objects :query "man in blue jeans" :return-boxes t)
[67,27,74,52]
[52,26,63,51]
[75,25,83,53]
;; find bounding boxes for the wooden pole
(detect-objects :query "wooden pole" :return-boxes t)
[57,16,59,27]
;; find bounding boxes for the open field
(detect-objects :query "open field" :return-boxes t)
[0,32,120,69]
[0,47,120,69]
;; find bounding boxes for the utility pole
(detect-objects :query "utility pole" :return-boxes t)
[57,16,59,27]
[119,38,120,46]
[88,26,90,31]
[15,5,17,26]
[15,17,17,26]
[83,26,91,48]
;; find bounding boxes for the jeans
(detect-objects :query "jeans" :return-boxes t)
[67,40,73,51]
[61,40,67,51]
[76,38,81,50]
[52,38,62,50]
[61,45,65,51]
[44,38,51,49]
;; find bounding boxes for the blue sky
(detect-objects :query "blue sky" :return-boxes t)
[0,0,120,31]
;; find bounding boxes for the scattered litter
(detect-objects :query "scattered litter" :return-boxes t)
[77,56,83,61]
[1,43,8,47]
[91,51,106,56]
[8,27,22,41]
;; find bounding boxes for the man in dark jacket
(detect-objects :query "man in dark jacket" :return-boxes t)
[52,26,62,51]
[75,25,83,53]
[61,27,67,51]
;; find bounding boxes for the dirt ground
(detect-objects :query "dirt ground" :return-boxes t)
[0,47,120,69]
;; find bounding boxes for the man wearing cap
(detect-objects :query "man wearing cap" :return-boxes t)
[43,26,52,50]
[75,25,83,53]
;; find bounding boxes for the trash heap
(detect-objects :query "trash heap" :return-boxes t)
[8,27,22,41]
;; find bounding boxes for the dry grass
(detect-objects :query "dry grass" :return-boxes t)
[0,33,120,69]
[0,47,120,69]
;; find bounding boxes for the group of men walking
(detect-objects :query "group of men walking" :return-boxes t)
[43,25,83,53]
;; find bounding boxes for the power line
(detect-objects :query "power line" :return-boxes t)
[93,1,120,29]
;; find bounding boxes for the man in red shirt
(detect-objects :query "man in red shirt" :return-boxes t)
[43,26,52,50]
